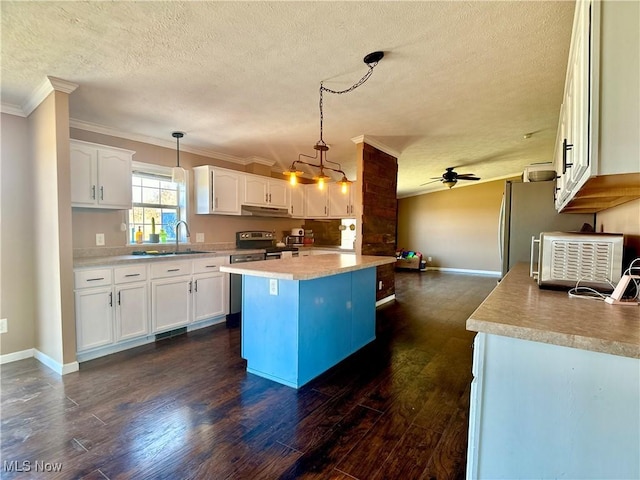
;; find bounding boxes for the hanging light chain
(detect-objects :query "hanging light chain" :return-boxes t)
[286,52,383,187]
[318,62,378,144]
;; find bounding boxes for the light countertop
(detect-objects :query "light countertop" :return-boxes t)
[73,249,262,268]
[466,263,640,359]
[220,254,396,281]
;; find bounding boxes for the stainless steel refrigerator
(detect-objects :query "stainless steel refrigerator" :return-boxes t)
[499,181,594,277]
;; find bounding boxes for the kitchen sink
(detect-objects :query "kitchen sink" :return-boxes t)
[132,250,213,256]
[171,250,212,255]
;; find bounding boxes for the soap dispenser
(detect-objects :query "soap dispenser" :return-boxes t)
[135,227,143,244]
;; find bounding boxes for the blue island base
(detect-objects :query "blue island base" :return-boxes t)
[241,268,376,388]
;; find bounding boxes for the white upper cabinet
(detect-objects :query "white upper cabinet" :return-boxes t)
[193,165,243,215]
[70,140,134,209]
[305,184,328,218]
[328,183,355,218]
[555,0,640,211]
[244,174,288,208]
[289,184,305,218]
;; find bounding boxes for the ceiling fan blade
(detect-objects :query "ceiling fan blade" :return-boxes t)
[419,179,442,186]
[459,176,481,181]
[455,173,475,177]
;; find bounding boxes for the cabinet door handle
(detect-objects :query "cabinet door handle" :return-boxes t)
[204,265,217,269]
[269,193,272,203]
[86,277,105,282]
[109,292,113,307]
[124,273,140,277]
[291,205,294,214]
[189,281,193,293]
[194,280,198,292]
[100,186,104,200]
[91,185,96,199]
[562,138,573,174]
[117,291,121,305]
[167,268,180,272]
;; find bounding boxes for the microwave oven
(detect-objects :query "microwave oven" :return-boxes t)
[530,232,624,290]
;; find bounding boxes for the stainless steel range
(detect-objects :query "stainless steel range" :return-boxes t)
[235,231,299,259]
[227,231,299,327]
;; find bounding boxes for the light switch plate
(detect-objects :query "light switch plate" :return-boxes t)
[269,279,278,296]
[196,233,204,243]
[0,318,7,334]
[96,233,105,246]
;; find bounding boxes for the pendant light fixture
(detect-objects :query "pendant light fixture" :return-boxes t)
[284,51,384,191]
[171,131,186,184]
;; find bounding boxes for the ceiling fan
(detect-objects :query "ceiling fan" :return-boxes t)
[420,167,481,189]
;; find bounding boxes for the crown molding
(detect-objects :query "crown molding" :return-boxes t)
[0,103,26,117]
[22,76,78,117]
[69,118,248,165]
[244,155,275,167]
[47,76,79,94]
[351,135,401,159]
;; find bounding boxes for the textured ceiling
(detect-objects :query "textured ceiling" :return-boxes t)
[1,1,575,197]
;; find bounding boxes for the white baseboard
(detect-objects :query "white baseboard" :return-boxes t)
[0,348,34,364]
[33,349,79,375]
[376,294,396,307]
[424,267,501,277]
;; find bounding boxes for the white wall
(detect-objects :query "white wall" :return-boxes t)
[0,113,35,356]
[398,179,508,273]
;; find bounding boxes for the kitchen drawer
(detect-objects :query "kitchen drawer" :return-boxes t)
[74,268,112,289]
[192,256,228,274]
[150,260,192,279]
[114,264,147,284]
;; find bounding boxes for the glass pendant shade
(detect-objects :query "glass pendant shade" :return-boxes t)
[172,131,185,184]
[171,166,186,184]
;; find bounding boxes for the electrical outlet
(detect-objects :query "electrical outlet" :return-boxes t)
[269,278,278,296]
[196,233,204,243]
[0,318,7,334]
[428,256,433,262]
[96,233,105,246]
[378,280,383,290]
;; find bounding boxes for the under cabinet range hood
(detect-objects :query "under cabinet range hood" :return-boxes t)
[241,205,291,217]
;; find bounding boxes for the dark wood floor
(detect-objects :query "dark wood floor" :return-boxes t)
[1,271,497,480]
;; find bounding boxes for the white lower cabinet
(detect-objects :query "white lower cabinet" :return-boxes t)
[193,273,226,322]
[191,256,229,323]
[75,287,114,352]
[74,255,229,361]
[115,282,148,341]
[151,275,192,332]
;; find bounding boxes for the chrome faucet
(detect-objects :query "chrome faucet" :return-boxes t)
[174,220,191,253]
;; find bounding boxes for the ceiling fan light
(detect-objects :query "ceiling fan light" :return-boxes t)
[443,180,457,189]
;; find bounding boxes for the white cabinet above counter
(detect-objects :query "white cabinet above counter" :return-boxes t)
[192,164,358,219]
[555,0,640,213]
[193,165,243,215]
[70,139,135,209]
[244,174,288,208]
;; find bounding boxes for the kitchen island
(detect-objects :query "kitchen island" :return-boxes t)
[220,254,396,388]
[466,263,639,480]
